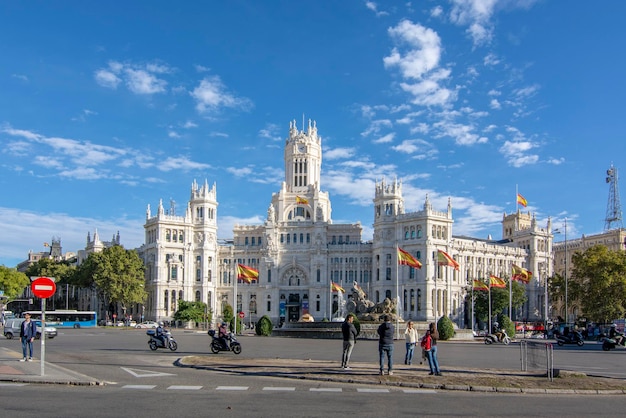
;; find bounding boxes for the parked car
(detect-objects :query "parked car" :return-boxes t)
[135,321,159,329]
[3,318,57,339]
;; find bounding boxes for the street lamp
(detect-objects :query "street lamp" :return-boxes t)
[553,218,568,325]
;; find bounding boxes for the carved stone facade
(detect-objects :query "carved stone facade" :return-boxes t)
[139,120,551,329]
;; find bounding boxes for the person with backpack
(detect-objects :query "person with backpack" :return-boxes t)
[19,313,37,362]
[377,315,394,375]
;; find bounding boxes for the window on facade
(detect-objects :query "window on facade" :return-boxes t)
[417,289,421,311]
[286,234,290,244]
[179,232,183,242]
[417,251,421,259]
[300,233,304,243]
[386,267,391,280]
[316,269,320,282]
[196,269,201,282]
[417,226,422,238]
[386,253,392,265]
[171,266,178,280]
[195,291,201,302]
[375,290,380,303]
[410,289,415,311]
[173,230,177,242]
[307,233,310,243]
[267,296,271,312]
[258,236,262,245]
[249,295,257,314]
[411,228,415,239]
[208,269,212,282]
[166,230,171,242]
[405,229,409,239]
[245,237,249,246]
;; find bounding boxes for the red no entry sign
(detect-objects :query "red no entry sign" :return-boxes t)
[31,277,56,299]
[238,311,245,318]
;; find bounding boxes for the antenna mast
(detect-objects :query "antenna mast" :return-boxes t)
[604,164,623,231]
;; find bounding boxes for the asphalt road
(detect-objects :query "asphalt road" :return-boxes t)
[1,328,626,417]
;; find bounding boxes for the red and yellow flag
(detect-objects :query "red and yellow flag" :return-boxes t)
[517,193,528,207]
[237,263,259,283]
[489,275,506,288]
[296,196,309,205]
[437,250,459,270]
[331,282,345,293]
[397,247,422,269]
[472,280,489,291]
[512,264,532,284]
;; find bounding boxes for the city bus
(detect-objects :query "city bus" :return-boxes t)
[22,310,97,328]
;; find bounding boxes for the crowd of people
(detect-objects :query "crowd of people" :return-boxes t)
[341,314,444,377]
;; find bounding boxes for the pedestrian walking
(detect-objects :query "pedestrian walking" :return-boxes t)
[377,315,394,375]
[404,321,418,365]
[341,314,358,370]
[19,313,37,362]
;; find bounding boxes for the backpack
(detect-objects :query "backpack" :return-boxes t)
[420,333,432,350]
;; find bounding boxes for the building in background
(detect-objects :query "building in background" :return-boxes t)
[138,120,557,329]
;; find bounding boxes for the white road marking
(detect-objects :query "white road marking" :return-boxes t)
[216,386,249,391]
[122,385,156,389]
[263,386,296,391]
[0,382,29,387]
[356,388,390,393]
[403,389,437,394]
[167,385,203,390]
[310,387,342,392]
[120,367,176,378]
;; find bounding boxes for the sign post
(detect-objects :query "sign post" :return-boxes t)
[31,276,56,376]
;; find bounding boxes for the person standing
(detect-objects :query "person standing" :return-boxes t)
[19,313,37,362]
[427,322,442,376]
[404,321,418,365]
[341,314,358,370]
[377,315,395,375]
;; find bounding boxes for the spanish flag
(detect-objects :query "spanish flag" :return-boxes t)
[397,247,422,269]
[437,250,459,270]
[472,280,489,291]
[331,282,345,293]
[512,264,532,284]
[237,264,259,283]
[517,193,528,207]
[489,275,507,288]
[296,196,309,205]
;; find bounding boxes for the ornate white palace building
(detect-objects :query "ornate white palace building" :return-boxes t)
[138,119,557,328]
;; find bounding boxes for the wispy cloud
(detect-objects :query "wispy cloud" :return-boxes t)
[190,76,253,114]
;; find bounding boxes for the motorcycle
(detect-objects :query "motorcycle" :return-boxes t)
[485,329,511,345]
[556,330,584,347]
[208,329,242,354]
[602,334,626,351]
[146,329,178,351]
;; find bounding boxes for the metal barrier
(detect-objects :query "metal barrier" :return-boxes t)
[520,340,554,381]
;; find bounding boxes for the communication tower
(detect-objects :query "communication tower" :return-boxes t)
[604,164,623,231]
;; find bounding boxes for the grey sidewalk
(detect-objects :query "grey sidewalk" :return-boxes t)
[0,346,101,385]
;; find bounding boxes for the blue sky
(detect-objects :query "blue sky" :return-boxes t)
[1,1,625,268]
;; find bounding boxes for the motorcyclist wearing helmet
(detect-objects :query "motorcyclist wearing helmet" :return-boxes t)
[609,324,624,346]
[155,321,170,348]
[218,321,230,349]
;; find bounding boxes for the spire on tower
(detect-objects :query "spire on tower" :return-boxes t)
[605,164,623,231]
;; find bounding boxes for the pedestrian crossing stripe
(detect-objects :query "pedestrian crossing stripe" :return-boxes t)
[167,385,203,390]
[310,388,342,392]
[122,385,156,389]
[263,387,296,391]
[356,388,389,393]
[216,386,249,391]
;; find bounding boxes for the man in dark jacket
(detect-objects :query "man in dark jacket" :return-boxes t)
[341,314,358,370]
[377,315,395,375]
[20,313,37,362]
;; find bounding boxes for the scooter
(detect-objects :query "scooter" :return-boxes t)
[208,329,242,354]
[602,334,626,351]
[147,329,178,351]
[485,329,511,345]
[555,330,584,347]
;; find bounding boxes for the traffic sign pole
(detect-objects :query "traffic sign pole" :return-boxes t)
[31,277,56,376]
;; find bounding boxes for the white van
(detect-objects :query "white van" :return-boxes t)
[3,318,57,339]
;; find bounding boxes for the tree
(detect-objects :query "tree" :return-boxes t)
[24,258,75,285]
[568,245,626,323]
[471,279,527,323]
[0,266,29,299]
[437,316,455,340]
[74,245,146,317]
[173,300,210,325]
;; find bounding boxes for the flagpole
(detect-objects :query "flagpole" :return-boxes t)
[488,276,492,335]
[395,244,400,340]
[509,274,512,320]
[434,251,438,321]
[234,261,238,334]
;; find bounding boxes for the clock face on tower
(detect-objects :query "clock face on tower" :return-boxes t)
[297,144,306,153]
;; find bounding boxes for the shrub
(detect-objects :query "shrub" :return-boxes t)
[497,314,515,340]
[255,315,273,336]
[437,316,455,340]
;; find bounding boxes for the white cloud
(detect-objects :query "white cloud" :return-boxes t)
[490,98,501,109]
[392,139,422,154]
[384,20,442,80]
[190,76,252,114]
[325,147,355,160]
[124,68,167,94]
[158,156,211,172]
[94,69,121,89]
[449,0,498,47]
[372,133,395,144]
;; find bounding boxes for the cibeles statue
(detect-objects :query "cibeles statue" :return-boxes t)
[345,281,402,322]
